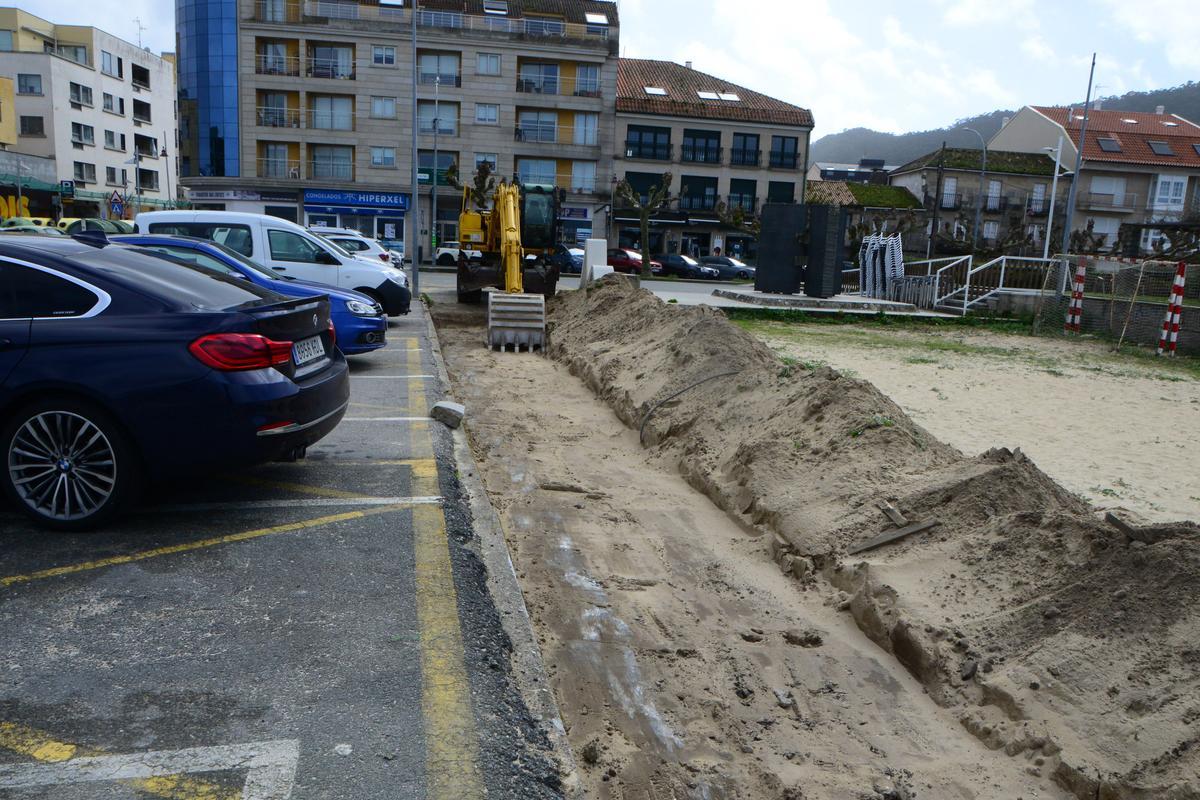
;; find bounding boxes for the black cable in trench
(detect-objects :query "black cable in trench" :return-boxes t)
[638,370,743,445]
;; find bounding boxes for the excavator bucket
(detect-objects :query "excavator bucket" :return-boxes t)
[486,292,546,351]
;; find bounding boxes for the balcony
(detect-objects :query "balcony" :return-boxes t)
[252,0,302,23]
[623,142,672,161]
[681,145,722,165]
[309,161,354,180]
[258,158,302,179]
[726,195,759,215]
[515,75,602,98]
[679,195,717,212]
[768,152,799,169]
[938,193,962,210]
[132,102,152,125]
[1077,192,1138,212]
[982,196,1009,213]
[131,64,151,91]
[730,150,760,167]
[514,123,598,146]
[307,57,355,80]
[1027,199,1050,216]
[256,106,302,128]
[255,54,300,76]
[418,120,458,136]
[307,110,355,131]
[419,72,462,87]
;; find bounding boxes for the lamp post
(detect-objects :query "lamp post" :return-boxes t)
[408,0,420,295]
[431,74,439,262]
[1042,137,1064,260]
[15,159,25,213]
[160,143,172,210]
[1060,53,1097,265]
[963,126,988,251]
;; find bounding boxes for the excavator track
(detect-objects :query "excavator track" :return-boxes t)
[486,292,546,351]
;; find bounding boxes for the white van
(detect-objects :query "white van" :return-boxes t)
[134,211,411,316]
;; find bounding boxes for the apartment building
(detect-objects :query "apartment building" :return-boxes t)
[990,105,1200,252]
[613,59,812,260]
[0,7,178,219]
[889,147,1070,251]
[179,0,619,255]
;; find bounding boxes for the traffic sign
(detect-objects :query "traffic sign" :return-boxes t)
[110,201,125,217]
[60,180,75,198]
[110,190,123,205]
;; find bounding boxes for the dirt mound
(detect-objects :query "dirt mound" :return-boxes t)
[547,277,1200,799]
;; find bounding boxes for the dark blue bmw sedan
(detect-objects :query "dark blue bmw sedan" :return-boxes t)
[0,235,349,530]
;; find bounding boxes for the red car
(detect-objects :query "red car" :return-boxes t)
[607,248,662,275]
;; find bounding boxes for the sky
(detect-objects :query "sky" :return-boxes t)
[17,0,1200,139]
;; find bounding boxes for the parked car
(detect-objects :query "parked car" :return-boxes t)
[548,244,585,274]
[135,211,411,316]
[606,248,662,275]
[656,253,719,279]
[0,225,65,236]
[114,234,388,355]
[435,241,483,266]
[1,217,55,228]
[56,218,134,234]
[310,226,399,267]
[0,235,349,530]
[701,256,756,280]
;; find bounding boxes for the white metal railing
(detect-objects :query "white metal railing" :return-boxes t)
[954,255,1059,313]
[903,255,973,309]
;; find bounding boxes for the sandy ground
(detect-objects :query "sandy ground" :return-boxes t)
[738,321,1200,525]
[431,295,1072,800]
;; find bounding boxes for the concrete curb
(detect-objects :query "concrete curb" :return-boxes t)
[420,300,582,799]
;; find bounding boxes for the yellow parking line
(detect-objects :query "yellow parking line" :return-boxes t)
[0,721,238,800]
[220,474,373,500]
[0,506,408,588]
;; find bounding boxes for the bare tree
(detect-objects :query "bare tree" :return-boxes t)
[615,172,673,278]
[445,159,497,210]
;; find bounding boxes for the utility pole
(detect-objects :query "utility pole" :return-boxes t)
[1059,53,1096,266]
[161,130,172,209]
[431,74,439,262]
[1043,136,1064,260]
[408,0,420,296]
[15,160,23,213]
[928,142,946,259]
[963,127,987,251]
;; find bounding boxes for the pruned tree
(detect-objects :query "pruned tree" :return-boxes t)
[615,172,673,278]
[445,159,497,209]
[714,200,762,240]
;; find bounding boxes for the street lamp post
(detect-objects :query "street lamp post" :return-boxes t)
[15,160,24,214]
[1042,137,1064,260]
[431,74,439,262]
[161,145,172,210]
[408,0,420,296]
[963,127,988,251]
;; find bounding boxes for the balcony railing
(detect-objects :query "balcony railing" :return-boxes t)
[939,193,962,210]
[768,152,799,169]
[418,120,458,136]
[307,111,355,131]
[1078,192,1138,211]
[730,149,760,167]
[256,106,301,127]
[726,195,759,214]
[681,145,722,164]
[983,196,1008,213]
[255,54,300,76]
[624,142,672,161]
[309,161,354,180]
[307,57,355,80]
[419,72,462,87]
[679,195,718,211]
[514,123,598,146]
[252,2,614,43]
[515,75,602,97]
[1027,199,1050,216]
[257,158,301,179]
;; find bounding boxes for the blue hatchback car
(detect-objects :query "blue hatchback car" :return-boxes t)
[113,235,389,356]
[0,235,350,530]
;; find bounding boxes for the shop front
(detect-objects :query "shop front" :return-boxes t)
[303,189,410,244]
[559,205,593,244]
[186,189,300,221]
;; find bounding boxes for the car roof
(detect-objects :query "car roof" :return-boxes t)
[136,210,310,234]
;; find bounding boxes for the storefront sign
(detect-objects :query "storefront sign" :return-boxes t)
[302,189,409,211]
[559,206,590,221]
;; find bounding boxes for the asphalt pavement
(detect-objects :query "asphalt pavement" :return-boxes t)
[0,304,563,799]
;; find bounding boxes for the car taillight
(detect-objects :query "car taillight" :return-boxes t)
[379,253,391,262]
[189,333,293,371]
[327,318,336,349]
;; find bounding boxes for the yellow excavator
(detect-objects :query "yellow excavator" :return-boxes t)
[455,181,562,351]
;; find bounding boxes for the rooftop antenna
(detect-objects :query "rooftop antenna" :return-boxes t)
[133,17,147,49]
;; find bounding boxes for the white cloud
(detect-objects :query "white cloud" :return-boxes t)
[941,0,1037,28]
[1021,35,1057,64]
[9,0,173,53]
[1102,0,1200,69]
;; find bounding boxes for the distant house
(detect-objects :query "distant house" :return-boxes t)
[990,105,1200,252]
[804,180,921,249]
[889,147,1068,252]
[806,158,897,184]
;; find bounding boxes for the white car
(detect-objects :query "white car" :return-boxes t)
[435,241,484,266]
[310,226,400,267]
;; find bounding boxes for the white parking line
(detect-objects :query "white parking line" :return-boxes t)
[342,417,430,422]
[350,375,436,380]
[146,496,443,513]
[0,739,300,799]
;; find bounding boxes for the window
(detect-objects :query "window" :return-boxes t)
[131,63,151,90]
[310,145,354,179]
[731,133,760,166]
[19,116,44,136]
[1097,137,1122,153]
[105,166,127,186]
[517,110,555,142]
[418,150,456,185]
[370,96,396,118]
[718,93,740,102]
[18,74,42,95]
[0,30,12,51]
[372,45,396,66]
[132,99,151,122]
[574,113,598,146]
[643,86,666,96]
[260,143,292,178]
[697,90,720,100]
[625,125,671,160]
[138,168,159,191]
[419,52,460,85]
[475,153,498,171]
[71,122,95,146]
[269,230,328,263]
[571,161,596,192]
[477,52,500,75]
[101,50,123,77]
[680,175,718,210]
[49,43,88,64]
[942,176,959,208]
[145,223,255,256]
[767,181,794,203]
[371,146,396,167]
[417,101,457,135]
[69,82,94,106]
[584,12,608,28]
[1029,182,1047,214]
[1194,144,1200,157]
[311,44,355,79]
[73,162,97,183]
[475,103,499,125]
[483,0,508,13]
[983,220,999,241]
[729,178,757,212]
[0,264,101,319]
[518,62,559,94]
[517,158,556,186]
[1153,175,1187,209]
[682,129,721,163]
[103,92,124,114]
[574,64,600,97]
[310,95,353,130]
[769,136,799,168]
[1148,140,1175,156]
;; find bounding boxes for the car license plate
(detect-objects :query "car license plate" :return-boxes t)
[292,335,327,366]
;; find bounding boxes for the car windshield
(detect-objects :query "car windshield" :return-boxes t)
[314,234,354,257]
[623,250,642,261]
[680,255,699,266]
[726,257,747,266]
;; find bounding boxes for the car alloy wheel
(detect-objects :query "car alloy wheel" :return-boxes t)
[8,411,117,523]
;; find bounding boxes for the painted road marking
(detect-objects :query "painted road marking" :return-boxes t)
[405,335,484,799]
[343,416,431,422]
[0,721,242,800]
[351,374,436,380]
[221,474,374,500]
[0,737,299,799]
[0,506,407,588]
[147,496,443,513]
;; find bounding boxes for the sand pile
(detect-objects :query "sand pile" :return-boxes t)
[546,277,1200,799]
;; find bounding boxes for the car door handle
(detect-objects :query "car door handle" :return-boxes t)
[0,338,12,350]
[272,267,287,272]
